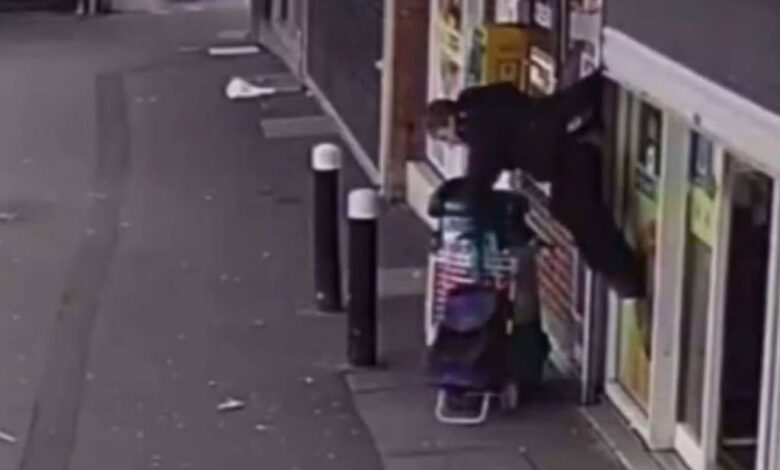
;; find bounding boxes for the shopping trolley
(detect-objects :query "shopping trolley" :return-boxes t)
[425,239,521,425]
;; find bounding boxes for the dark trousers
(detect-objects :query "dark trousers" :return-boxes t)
[549,141,644,298]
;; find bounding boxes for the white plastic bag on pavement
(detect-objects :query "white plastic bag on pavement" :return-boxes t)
[225,77,277,100]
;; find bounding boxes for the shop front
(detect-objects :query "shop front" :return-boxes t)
[600,28,780,470]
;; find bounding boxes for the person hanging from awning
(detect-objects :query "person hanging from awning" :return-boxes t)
[425,72,645,299]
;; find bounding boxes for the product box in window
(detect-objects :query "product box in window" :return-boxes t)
[467,24,543,91]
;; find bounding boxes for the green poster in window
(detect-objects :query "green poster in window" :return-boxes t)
[689,186,717,247]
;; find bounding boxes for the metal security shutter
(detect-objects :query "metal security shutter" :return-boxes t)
[307,0,383,164]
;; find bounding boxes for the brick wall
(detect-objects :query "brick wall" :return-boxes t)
[307,0,384,163]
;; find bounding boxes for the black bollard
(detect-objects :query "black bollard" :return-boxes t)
[347,188,379,367]
[312,143,343,313]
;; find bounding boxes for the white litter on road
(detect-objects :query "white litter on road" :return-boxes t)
[225,77,277,100]
[217,397,246,412]
[303,376,315,385]
[252,319,266,328]
[208,45,261,57]
[254,423,272,432]
[0,430,17,444]
[0,212,19,223]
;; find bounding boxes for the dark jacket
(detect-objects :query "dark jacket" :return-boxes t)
[454,75,601,196]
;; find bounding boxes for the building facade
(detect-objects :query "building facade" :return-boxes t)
[600,1,780,469]
[257,1,780,469]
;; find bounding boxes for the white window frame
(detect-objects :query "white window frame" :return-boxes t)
[756,181,780,470]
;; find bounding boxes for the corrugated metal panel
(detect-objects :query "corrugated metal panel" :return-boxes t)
[606,0,780,115]
[307,0,383,163]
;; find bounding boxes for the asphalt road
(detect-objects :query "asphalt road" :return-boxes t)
[0,3,383,469]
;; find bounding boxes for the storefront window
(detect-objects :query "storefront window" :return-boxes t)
[677,132,717,441]
[616,98,662,411]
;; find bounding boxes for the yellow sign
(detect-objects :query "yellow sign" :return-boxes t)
[437,17,462,64]
[689,186,717,247]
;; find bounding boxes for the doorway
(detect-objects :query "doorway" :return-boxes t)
[718,165,774,470]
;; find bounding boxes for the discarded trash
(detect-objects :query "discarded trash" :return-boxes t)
[303,376,315,385]
[262,251,271,259]
[204,194,214,202]
[252,319,266,328]
[209,45,261,57]
[254,423,272,432]
[208,380,218,388]
[217,398,245,412]
[225,77,277,100]
[219,274,230,282]
[0,212,19,223]
[0,430,17,444]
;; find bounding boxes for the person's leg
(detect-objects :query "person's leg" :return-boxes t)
[550,142,645,298]
[531,72,603,132]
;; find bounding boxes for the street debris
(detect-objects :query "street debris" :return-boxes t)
[262,251,271,259]
[208,380,218,388]
[217,397,246,413]
[204,193,214,202]
[252,319,266,328]
[0,212,19,223]
[208,45,261,57]
[303,376,315,385]
[225,77,277,100]
[0,429,17,444]
[254,423,272,432]
[219,273,230,282]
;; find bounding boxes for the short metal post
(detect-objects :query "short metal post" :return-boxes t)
[347,188,379,367]
[312,143,343,313]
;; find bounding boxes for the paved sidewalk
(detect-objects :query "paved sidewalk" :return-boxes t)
[347,207,625,470]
